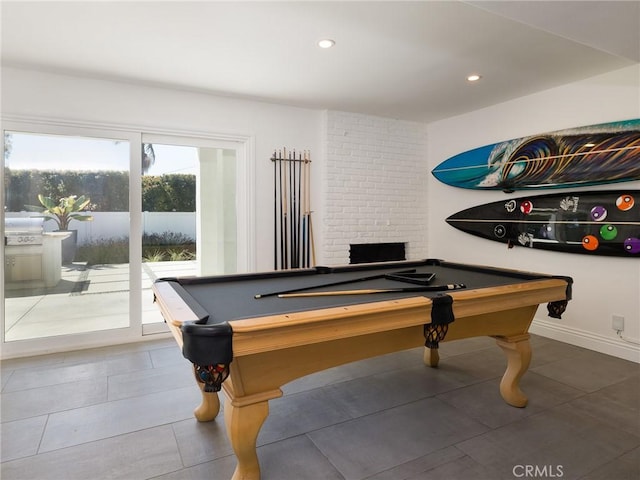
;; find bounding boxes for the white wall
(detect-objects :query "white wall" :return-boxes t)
[427,65,640,362]
[321,111,428,265]
[1,66,323,272]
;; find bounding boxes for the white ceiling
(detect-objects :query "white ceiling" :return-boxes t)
[2,1,639,123]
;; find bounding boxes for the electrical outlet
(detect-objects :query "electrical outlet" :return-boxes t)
[612,315,625,332]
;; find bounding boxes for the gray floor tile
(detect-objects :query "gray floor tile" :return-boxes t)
[436,371,584,429]
[567,375,640,437]
[365,446,465,480]
[528,337,588,368]
[1,351,66,374]
[580,446,640,480]
[61,338,172,364]
[457,403,640,480]
[172,416,232,467]
[259,386,353,445]
[407,453,508,480]
[149,344,187,368]
[324,364,464,418]
[149,455,237,480]
[309,397,488,480]
[531,349,639,393]
[437,336,495,359]
[258,435,344,480]
[39,385,201,452]
[107,363,194,401]
[1,376,107,422]
[0,415,47,462]
[0,425,182,480]
[2,350,152,392]
[427,346,506,386]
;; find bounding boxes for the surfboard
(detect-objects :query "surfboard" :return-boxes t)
[446,191,640,257]
[432,119,640,191]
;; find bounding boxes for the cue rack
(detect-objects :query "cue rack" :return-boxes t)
[272,148,314,270]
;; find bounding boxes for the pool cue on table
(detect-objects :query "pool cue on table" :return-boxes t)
[254,269,417,299]
[278,284,467,298]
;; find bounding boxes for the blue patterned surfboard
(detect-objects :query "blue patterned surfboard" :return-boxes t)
[446,191,640,257]
[432,119,640,191]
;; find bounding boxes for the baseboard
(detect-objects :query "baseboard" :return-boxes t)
[530,317,640,363]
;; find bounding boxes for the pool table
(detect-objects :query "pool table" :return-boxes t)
[152,259,572,480]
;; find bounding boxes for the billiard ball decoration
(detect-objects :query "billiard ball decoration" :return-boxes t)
[582,235,599,251]
[616,194,635,211]
[520,200,533,215]
[624,238,640,254]
[590,205,607,221]
[599,224,618,241]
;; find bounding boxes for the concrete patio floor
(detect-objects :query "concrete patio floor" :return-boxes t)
[4,261,196,342]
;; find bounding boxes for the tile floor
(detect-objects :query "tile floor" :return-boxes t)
[1,334,638,480]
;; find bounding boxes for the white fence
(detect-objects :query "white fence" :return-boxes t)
[5,212,196,246]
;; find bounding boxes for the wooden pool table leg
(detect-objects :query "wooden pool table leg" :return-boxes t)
[192,366,221,421]
[423,347,439,367]
[494,334,531,408]
[224,396,269,480]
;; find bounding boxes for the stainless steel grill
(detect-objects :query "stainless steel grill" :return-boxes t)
[4,218,45,246]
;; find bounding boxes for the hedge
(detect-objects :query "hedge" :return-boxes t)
[3,168,195,212]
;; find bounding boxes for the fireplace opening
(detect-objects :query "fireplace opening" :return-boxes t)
[349,242,406,264]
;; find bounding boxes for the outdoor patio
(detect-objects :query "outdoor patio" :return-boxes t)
[4,261,196,341]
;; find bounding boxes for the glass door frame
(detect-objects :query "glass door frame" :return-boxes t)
[1,118,255,358]
[140,132,255,335]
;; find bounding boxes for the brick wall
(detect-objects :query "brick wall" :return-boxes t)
[322,111,428,264]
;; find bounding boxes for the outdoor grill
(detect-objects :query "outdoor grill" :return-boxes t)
[4,217,67,288]
[4,217,45,246]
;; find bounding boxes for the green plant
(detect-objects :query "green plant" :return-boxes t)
[76,237,129,265]
[143,250,166,262]
[30,194,94,230]
[168,249,196,261]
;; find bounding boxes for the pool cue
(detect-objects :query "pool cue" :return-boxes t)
[254,269,417,299]
[301,152,308,267]
[296,152,304,267]
[279,150,285,269]
[273,151,277,269]
[304,151,311,268]
[279,151,285,269]
[309,212,316,266]
[282,148,289,269]
[278,284,466,298]
[291,150,298,268]
[289,149,295,268]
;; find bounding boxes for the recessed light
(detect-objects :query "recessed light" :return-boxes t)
[467,74,482,82]
[318,39,335,49]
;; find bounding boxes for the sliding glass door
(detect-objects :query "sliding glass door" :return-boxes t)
[2,128,135,348]
[1,121,253,356]
[140,135,242,333]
